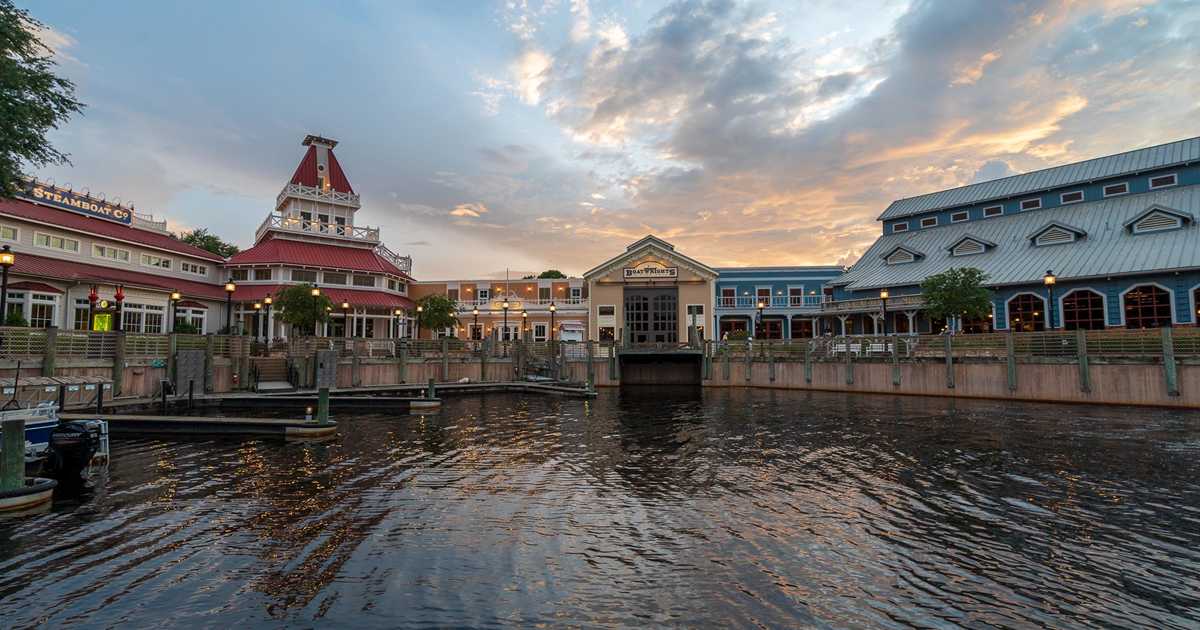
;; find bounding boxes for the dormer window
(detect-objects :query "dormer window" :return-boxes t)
[946,235,996,257]
[920,216,938,228]
[1060,190,1084,204]
[1103,182,1129,197]
[983,205,1003,217]
[951,211,969,223]
[881,246,923,265]
[892,222,909,233]
[1035,226,1075,246]
[1123,205,1193,235]
[1020,198,1042,211]
[1148,173,1177,190]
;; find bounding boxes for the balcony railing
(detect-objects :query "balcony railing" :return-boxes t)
[276,182,361,210]
[375,244,413,274]
[255,213,381,244]
[716,295,824,309]
[820,294,925,314]
[458,297,588,311]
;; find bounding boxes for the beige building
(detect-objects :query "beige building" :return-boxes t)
[583,236,717,343]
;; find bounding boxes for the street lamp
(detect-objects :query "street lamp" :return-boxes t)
[521,309,528,338]
[170,290,182,332]
[879,289,889,335]
[0,246,14,324]
[263,296,273,342]
[394,308,403,338]
[756,300,765,339]
[253,302,262,341]
[472,307,479,340]
[341,301,351,338]
[549,302,556,341]
[224,282,236,333]
[501,299,510,342]
[311,285,321,297]
[1043,270,1057,330]
[415,304,424,339]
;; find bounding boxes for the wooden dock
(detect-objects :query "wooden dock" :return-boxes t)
[60,413,338,438]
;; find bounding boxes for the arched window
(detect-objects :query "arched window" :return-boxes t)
[1061,290,1106,330]
[1123,285,1172,329]
[1007,293,1046,332]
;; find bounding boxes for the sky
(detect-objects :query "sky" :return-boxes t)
[20,0,1200,279]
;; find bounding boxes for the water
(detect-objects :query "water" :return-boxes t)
[2,389,1199,628]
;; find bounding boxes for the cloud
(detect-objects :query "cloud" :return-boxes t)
[449,202,489,218]
[970,159,1018,183]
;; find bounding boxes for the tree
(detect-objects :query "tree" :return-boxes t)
[274,284,332,335]
[538,269,567,279]
[177,228,240,258]
[416,294,459,333]
[172,320,200,335]
[920,267,992,332]
[0,2,84,197]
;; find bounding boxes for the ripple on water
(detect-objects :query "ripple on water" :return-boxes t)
[1,389,1199,628]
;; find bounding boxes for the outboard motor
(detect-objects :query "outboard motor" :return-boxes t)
[46,421,99,485]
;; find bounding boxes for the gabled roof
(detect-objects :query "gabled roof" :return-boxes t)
[945,234,997,252]
[0,197,225,262]
[12,252,226,299]
[583,235,717,279]
[879,244,925,260]
[227,238,412,279]
[1027,221,1087,242]
[878,136,1200,220]
[832,185,1200,290]
[289,144,355,194]
[1122,205,1194,230]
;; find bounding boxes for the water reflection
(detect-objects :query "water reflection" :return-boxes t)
[0,389,1198,628]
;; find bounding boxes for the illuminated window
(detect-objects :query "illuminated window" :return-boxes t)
[1123,285,1172,329]
[1007,293,1046,332]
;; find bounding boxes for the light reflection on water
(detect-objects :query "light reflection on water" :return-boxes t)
[1,388,1199,628]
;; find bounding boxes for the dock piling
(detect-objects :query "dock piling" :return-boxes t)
[316,387,330,423]
[428,377,437,399]
[188,380,195,410]
[1,417,23,491]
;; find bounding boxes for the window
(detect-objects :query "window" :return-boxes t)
[569,287,583,302]
[951,211,969,223]
[1103,182,1129,197]
[73,298,89,330]
[183,308,206,333]
[538,287,551,301]
[885,249,916,265]
[533,323,548,341]
[1007,293,1046,332]
[788,287,805,306]
[756,287,772,308]
[141,253,171,269]
[291,270,318,283]
[0,225,16,241]
[983,205,1003,217]
[254,269,272,281]
[477,288,490,301]
[387,279,399,291]
[1131,210,1183,234]
[29,294,57,328]
[1034,226,1077,246]
[447,288,459,302]
[1062,290,1105,330]
[334,216,347,235]
[353,275,375,288]
[35,232,79,253]
[324,272,347,285]
[1123,285,1172,329]
[719,288,735,307]
[181,261,207,276]
[951,239,986,256]
[230,269,249,281]
[1020,198,1042,211]
[1060,190,1084,204]
[4,292,23,319]
[892,222,909,233]
[920,216,938,228]
[1148,173,1177,190]
[93,244,131,262]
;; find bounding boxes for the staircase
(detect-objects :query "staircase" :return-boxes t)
[250,357,294,393]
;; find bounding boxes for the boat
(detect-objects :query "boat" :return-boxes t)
[0,403,109,482]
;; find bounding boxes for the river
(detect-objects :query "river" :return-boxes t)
[1,389,1198,628]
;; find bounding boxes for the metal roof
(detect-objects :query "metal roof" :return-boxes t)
[877,136,1200,221]
[834,185,1200,290]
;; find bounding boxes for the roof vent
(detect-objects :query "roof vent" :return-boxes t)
[1035,226,1076,246]
[952,239,986,256]
[885,249,916,265]
[1132,210,1183,234]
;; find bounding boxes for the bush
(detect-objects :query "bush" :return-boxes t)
[5,311,28,327]
[173,320,200,334]
[726,329,749,341]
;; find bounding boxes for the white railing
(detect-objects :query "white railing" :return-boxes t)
[255,213,381,243]
[821,294,925,314]
[275,182,361,210]
[716,295,824,309]
[458,297,588,311]
[132,212,169,233]
[375,245,413,274]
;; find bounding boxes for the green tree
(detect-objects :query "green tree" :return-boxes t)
[537,269,567,279]
[172,320,200,335]
[274,284,332,336]
[177,228,240,258]
[416,294,459,333]
[920,267,992,332]
[5,310,28,326]
[0,2,84,197]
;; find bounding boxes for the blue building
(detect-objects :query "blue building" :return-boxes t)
[715,266,844,338]
[825,136,1200,334]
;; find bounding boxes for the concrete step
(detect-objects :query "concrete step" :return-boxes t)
[256,380,295,393]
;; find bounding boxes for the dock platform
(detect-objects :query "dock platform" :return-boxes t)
[60,413,338,438]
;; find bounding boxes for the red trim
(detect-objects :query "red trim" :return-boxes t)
[176,300,207,309]
[7,281,63,294]
[11,252,226,299]
[227,238,411,279]
[227,284,414,310]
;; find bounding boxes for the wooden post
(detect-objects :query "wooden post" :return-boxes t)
[479,338,489,382]
[441,337,450,382]
[586,340,595,391]
[1005,330,1017,392]
[803,340,812,384]
[399,341,408,384]
[944,334,955,389]
[428,376,437,399]
[238,337,250,391]
[351,352,361,388]
[1,418,23,491]
[316,387,330,423]
[891,334,901,386]
[204,333,215,393]
[844,336,854,385]
[1075,328,1091,393]
[1162,326,1179,396]
[723,345,731,381]
[43,326,58,377]
[767,342,775,383]
[166,332,178,384]
[744,341,752,383]
[613,343,621,382]
[112,331,126,397]
[558,341,568,382]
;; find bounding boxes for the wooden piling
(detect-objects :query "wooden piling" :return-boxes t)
[316,387,330,423]
[1005,330,1017,391]
[1162,327,1179,396]
[43,326,58,377]
[1,418,24,491]
[1076,328,1091,393]
[844,337,854,385]
[113,331,127,397]
[891,334,901,386]
[944,334,955,389]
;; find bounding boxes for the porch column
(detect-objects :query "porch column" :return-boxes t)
[905,310,918,335]
[837,315,849,336]
[811,318,819,338]
[869,313,882,335]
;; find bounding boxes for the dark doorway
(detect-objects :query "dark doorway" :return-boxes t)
[626,288,678,343]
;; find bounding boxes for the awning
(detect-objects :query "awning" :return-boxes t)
[8,281,63,294]
[176,300,208,309]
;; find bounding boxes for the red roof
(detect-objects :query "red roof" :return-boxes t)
[289,145,355,194]
[225,284,414,310]
[227,238,411,279]
[0,197,225,262]
[12,252,227,299]
[8,281,63,294]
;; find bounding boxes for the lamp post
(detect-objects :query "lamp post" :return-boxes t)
[263,296,273,342]
[521,309,528,338]
[472,307,479,340]
[0,246,14,324]
[1043,270,1057,330]
[756,300,765,339]
[253,302,262,341]
[879,289,889,335]
[415,304,424,339]
[394,308,403,338]
[501,300,510,342]
[549,303,556,341]
[341,301,351,338]
[224,282,236,333]
[170,290,182,332]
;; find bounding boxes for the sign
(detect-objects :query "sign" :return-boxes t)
[623,261,678,281]
[18,181,134,225]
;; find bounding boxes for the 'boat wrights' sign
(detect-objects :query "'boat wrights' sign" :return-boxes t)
[623,260,678,280]
[18,181,134,225]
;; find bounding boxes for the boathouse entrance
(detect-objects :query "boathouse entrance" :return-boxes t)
[625,288,678,344]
